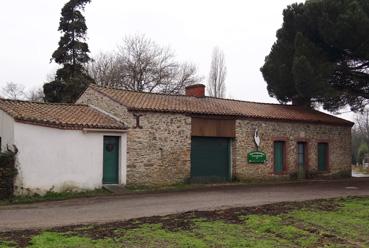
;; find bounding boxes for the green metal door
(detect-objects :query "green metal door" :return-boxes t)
[274,141,284,173]
[318,143,328,171]
[103,136,119,184]
[191,137,230,182]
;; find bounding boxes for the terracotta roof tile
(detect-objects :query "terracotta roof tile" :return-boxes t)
[89,84,353,126]
[0,98,127,130]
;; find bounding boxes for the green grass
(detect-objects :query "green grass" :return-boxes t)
[289,197,369,246]
[0,240,17,248]
[0,189,110,206]
[28,232,117,248]
[2,197,369,247]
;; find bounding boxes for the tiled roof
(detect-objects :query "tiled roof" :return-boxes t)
[0,98,126,130]
[89,84,353,126]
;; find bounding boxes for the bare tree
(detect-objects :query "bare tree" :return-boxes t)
[87,52,120,88]
[207,47,227,98]
[26,87,45,102]
[356,109,369,143]
[88,34,202,94]
[1,82,25,100]
[1,82,44,102]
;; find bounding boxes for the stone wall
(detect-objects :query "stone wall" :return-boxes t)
[126,112,191,185]
[78,88,352,185]
[78,88,192,186]
[233,119,352,181]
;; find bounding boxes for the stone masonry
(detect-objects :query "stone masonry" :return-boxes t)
[78,88,192,186]
[78,87,352,186]
[233,119,352,181]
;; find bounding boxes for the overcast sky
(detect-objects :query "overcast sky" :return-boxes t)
[0,0,354,120]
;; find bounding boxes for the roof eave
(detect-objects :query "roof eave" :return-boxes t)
[127,108,354,127]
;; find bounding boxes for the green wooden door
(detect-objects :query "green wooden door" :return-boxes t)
[297,142,306,179]
[274,141,284,173]
[103,136,119,184]
[318,143,328,171]
[191,137,230,182]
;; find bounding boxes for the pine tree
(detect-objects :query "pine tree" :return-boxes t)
[44,0,94,103]
[261,0,369,111]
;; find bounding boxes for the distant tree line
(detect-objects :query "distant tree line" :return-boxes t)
[1,82,44,102]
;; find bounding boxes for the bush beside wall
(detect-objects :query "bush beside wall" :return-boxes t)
[0,147,18,200]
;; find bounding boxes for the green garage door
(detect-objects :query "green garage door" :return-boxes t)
[191,137,230,182]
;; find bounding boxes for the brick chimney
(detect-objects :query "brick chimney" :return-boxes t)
[185,84,205,97]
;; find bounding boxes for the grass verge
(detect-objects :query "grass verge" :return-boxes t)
[0,189,110,206]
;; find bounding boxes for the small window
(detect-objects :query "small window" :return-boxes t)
[318,143,328,171]
[274,141,285,173]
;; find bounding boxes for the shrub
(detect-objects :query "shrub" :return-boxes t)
[0,146,18,200]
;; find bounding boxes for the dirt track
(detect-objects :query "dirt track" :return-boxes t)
[1,179,369,231]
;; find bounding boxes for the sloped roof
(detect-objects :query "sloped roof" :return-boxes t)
[88,84,353,126]
[0,98,126,130]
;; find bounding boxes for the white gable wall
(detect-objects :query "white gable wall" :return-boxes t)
[0,110,15,151]
[13,122,127,195]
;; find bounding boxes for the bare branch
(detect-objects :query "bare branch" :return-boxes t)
[355,108,369,143]
[1,82,26,100]
[26,87,45,102]
[87,34,203,94]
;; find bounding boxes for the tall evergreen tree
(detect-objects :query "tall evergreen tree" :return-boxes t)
[44,0,93,103]
[261,0,369,111]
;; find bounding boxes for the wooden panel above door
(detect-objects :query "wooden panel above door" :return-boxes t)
[191,117,235,138]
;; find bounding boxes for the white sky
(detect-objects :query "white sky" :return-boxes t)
[0,0,354,121]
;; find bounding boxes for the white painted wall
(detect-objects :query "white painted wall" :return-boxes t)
[0,110,15,151]
[13,123,127,195]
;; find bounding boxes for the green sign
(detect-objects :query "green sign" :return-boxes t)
[247,151,267,164]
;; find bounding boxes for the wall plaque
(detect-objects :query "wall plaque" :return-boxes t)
[247,151,267,164]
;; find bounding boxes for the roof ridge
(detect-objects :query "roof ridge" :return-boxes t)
[90,84,191,98]
[0,97,88,107]
[89,84,298,107]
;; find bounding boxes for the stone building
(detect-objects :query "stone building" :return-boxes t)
[0,84,354,195]
[77,84,354,186]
